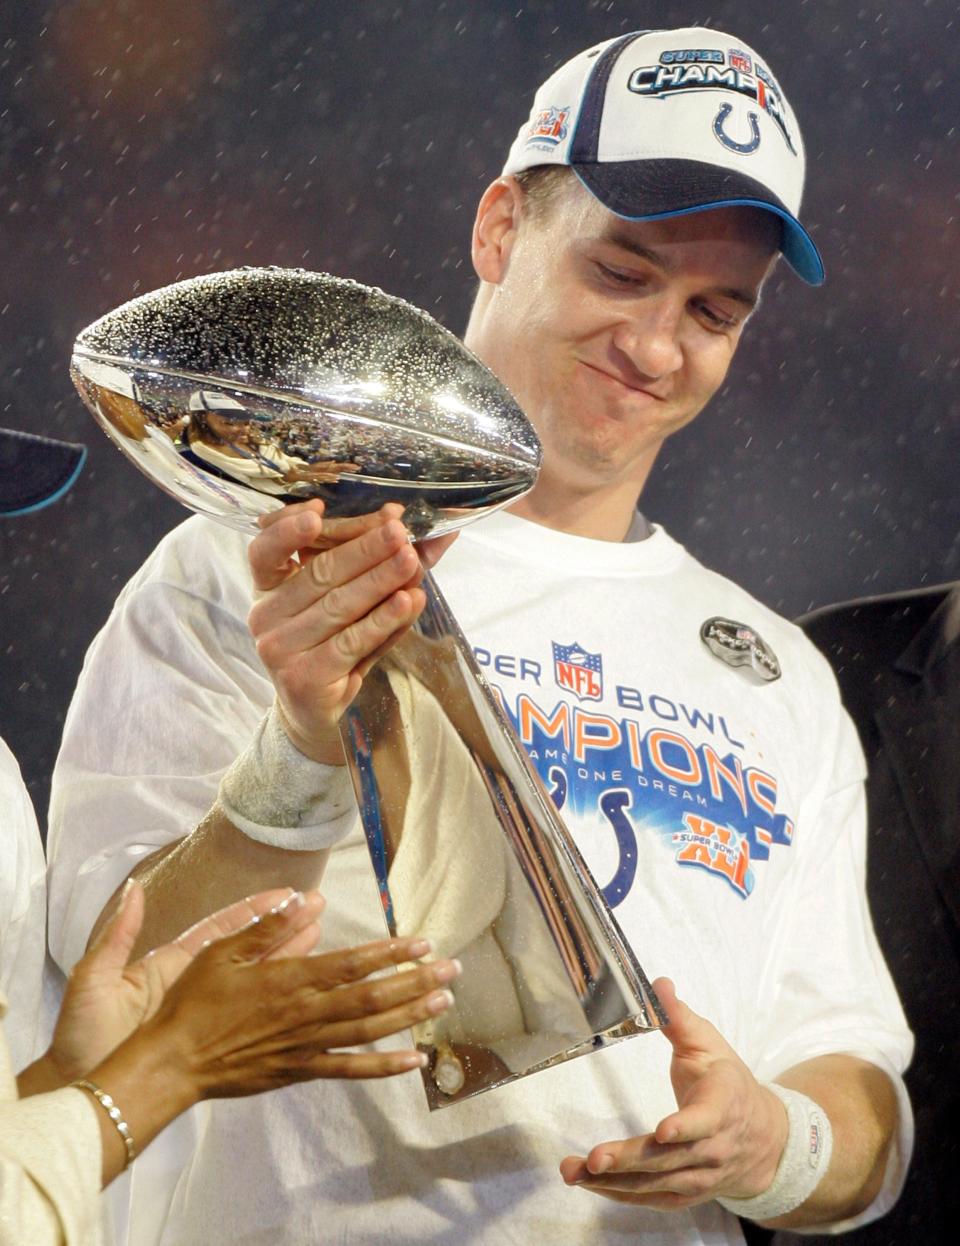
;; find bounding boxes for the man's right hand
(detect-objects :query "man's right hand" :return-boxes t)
[247,500,456,764]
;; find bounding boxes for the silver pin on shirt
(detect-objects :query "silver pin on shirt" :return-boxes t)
[700,617,782,684]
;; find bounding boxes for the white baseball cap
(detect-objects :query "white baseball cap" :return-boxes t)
[503,27,823,285]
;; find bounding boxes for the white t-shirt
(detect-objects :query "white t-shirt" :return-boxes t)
[46,512,913,1246]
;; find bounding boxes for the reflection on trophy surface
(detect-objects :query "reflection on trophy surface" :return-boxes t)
[70,267,663,1109]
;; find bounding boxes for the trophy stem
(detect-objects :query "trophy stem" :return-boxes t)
[340,566,663,1109]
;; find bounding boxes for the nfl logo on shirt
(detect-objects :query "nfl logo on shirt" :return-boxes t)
[728,47,753,74]
[552,641,603,702]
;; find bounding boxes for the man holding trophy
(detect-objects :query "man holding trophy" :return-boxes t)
[48,28,912,1245]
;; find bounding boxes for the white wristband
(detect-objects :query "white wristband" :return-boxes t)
[218,705,356,850]
[717,1084,833,1223]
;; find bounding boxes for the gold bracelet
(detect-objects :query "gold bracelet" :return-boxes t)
[71,1079,137,1168]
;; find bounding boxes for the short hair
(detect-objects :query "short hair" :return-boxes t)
[513,166,576,220]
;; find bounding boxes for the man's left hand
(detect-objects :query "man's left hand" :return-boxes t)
[559,977,789,1210]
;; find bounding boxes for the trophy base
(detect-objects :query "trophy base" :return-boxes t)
[417,1014,656,1111]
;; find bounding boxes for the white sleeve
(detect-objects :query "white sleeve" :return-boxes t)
[0,1069,104,1246]
[750,679,914,1233]
[46,525,273,972]
[0,739,48,1069]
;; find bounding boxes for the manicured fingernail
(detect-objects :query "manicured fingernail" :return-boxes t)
[432,960,461,983]
[426,989,455,1014]
[399,1051,429,1069]
[591,1154,614,1175]
[406,938,432,957]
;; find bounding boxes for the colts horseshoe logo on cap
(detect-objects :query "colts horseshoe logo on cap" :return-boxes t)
[700,618,781,683]
[713,103,762,154]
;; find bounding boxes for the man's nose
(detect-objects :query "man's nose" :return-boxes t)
[612,299,684,379]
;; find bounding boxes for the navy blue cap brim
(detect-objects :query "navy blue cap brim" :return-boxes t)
[0,428,87,516]
[573,159,824,286]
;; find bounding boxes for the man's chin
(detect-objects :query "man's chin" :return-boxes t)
[553,435,649,488]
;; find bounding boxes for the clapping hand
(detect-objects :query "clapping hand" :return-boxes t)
[36,882,457,1089]
[40,883,311,1084]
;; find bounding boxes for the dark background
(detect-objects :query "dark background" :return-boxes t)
[1,0,958,828]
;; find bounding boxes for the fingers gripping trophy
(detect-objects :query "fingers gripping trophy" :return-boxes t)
[70,267,663,1108]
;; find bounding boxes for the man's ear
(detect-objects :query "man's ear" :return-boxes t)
[470,177,525,286]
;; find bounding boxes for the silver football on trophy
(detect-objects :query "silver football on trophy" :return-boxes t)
[70,266,541,536]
